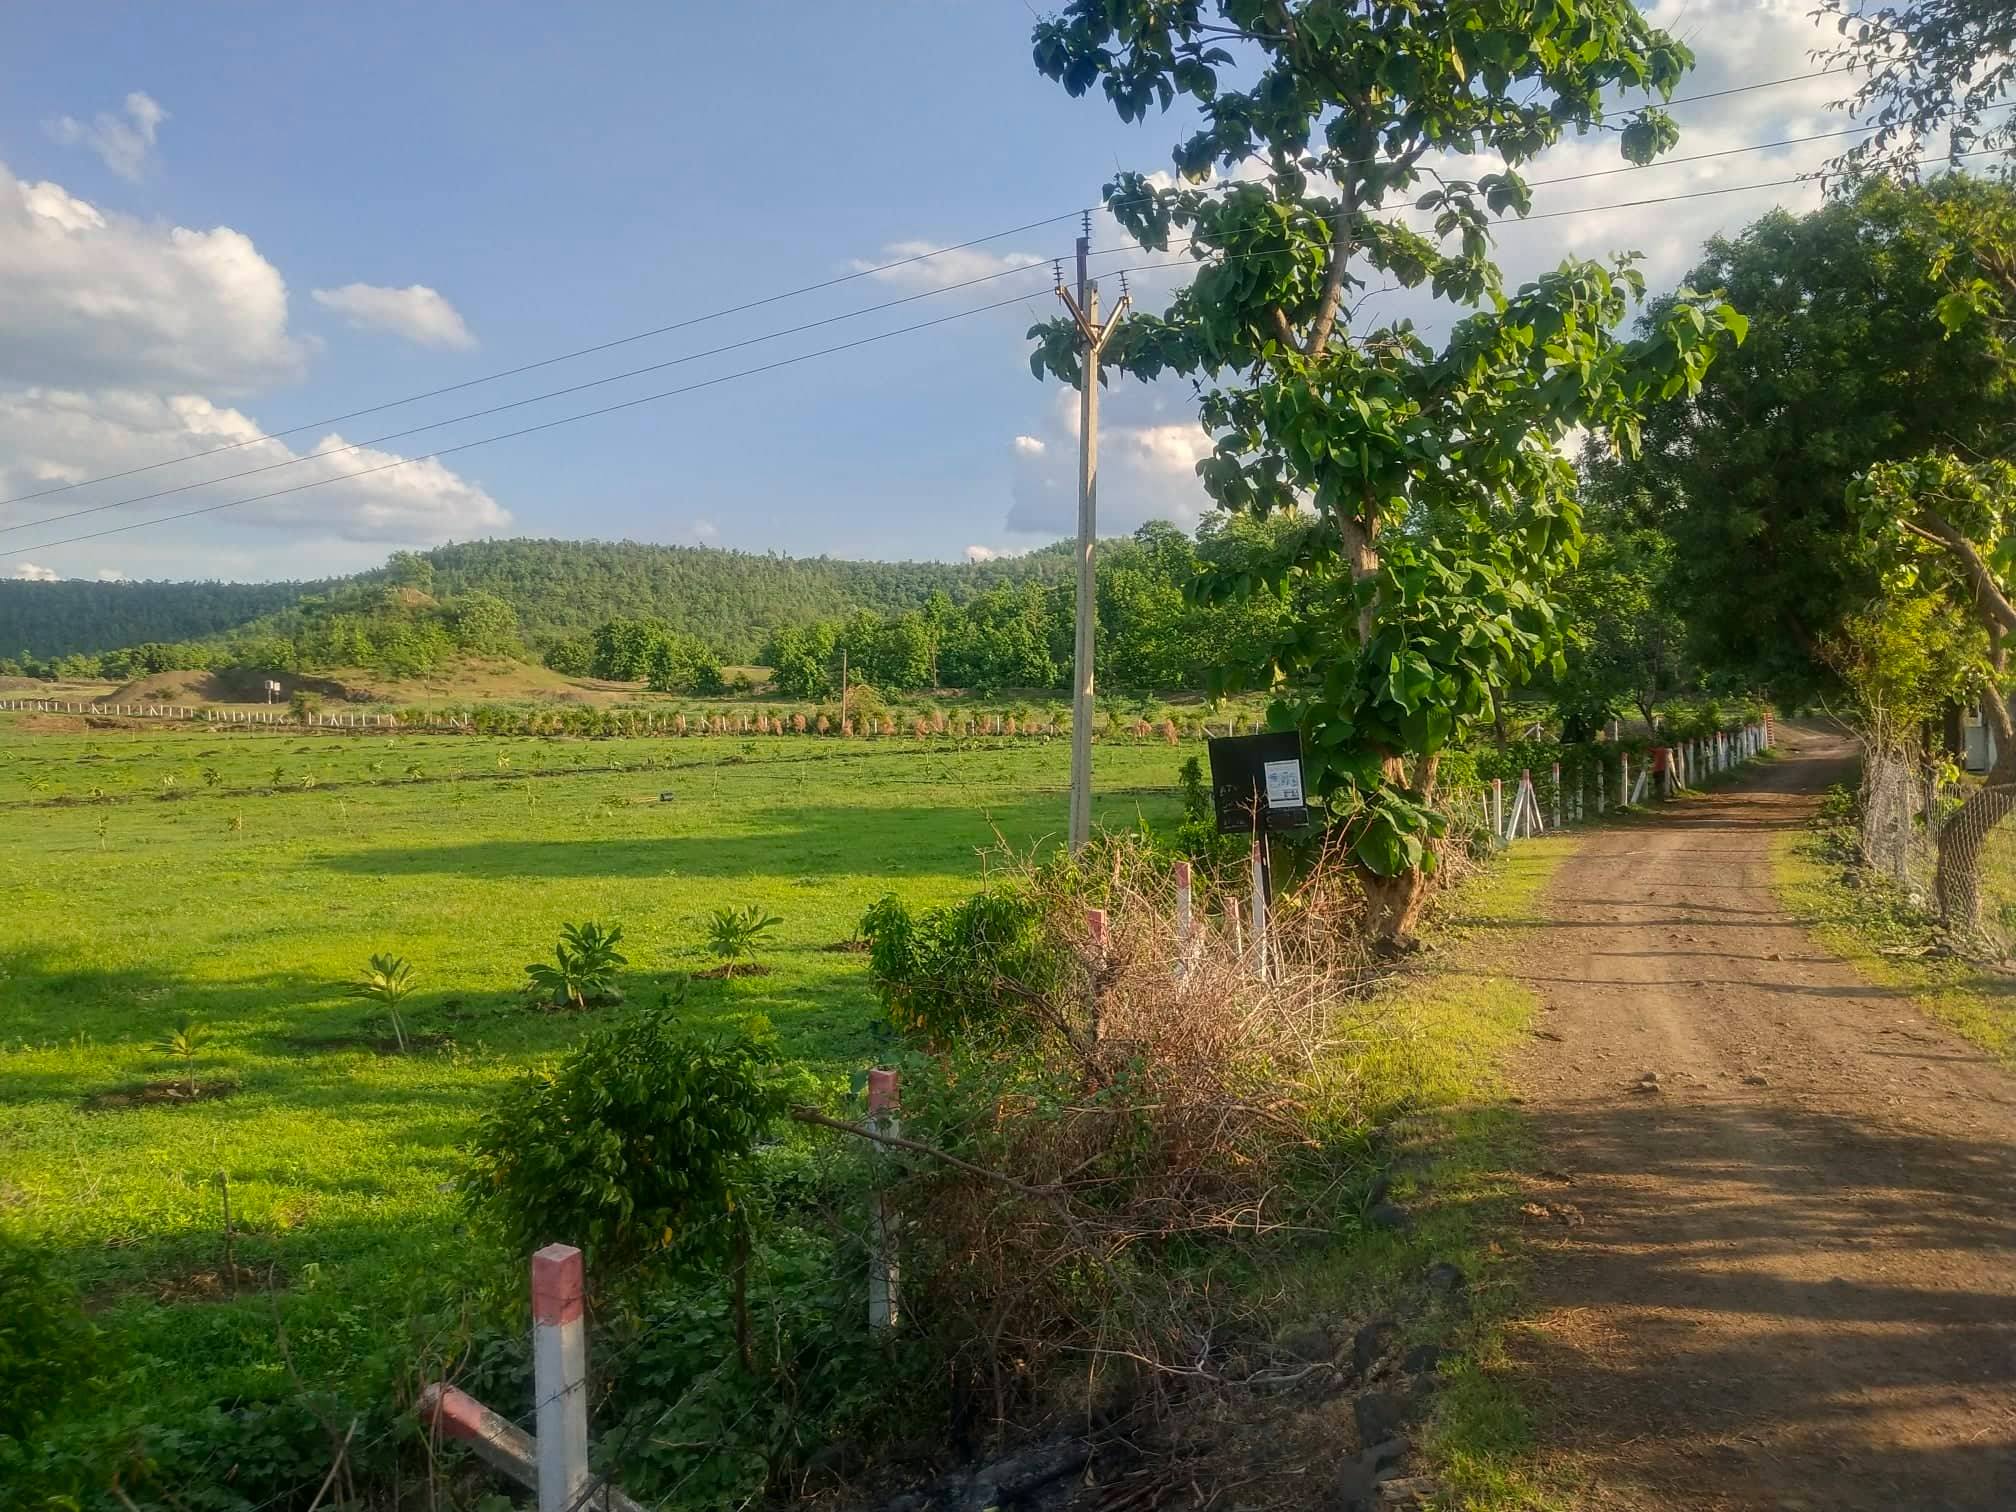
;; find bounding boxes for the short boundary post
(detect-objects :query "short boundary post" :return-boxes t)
[531,1244,588,1512]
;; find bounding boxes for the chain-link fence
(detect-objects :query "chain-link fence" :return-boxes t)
[1860,744,2016,957]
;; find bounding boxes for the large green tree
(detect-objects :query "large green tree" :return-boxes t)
[1027,0,1740,938]
[1614,179,2013,697]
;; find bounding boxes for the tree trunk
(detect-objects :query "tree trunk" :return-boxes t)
[729,1208,754,1372]
[1361,866,1430,950]
[1934,687,2016,941]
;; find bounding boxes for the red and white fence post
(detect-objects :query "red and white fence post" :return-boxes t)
[867,1068,901,1331]
[531,1244,589,1512]
[1491,776,1504,843]
[1620,753,1631,808]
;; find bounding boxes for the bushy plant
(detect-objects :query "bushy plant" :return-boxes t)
[524,920,627,1009]
[465,1012,803,1360]
[705,905,781,977]
[349,952,418,1052]
[860,887,1066,1045]
[0,1227,96,1441]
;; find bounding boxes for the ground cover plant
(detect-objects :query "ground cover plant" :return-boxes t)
[0,714,1185,1506]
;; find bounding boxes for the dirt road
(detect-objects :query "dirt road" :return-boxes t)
[1506,725,2016,1510]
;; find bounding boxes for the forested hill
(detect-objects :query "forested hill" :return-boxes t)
[409,539,1074,654]
[0,577,336,660]
[0,538,1075,659]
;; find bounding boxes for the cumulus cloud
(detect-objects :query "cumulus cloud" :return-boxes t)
[47,92,167,181]
[1006,387,1213,536]
[854,240,1048,292]
[0,159,304,393]
[11,562,58,581]
[691,519,721,543]
[95,568,129,581]
[312,282,476,350]
[0,388,509,549]
[964,544,999,562]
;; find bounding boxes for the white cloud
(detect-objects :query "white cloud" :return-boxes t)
[964,544,999,562]
[0,388,508,552]
[11,562,58,581]
[95,568,129,581]
[1006,386,1213,536]
[854,240,1048,292]
[0,159,303,393]
[311,283,475,350]
[691,519,720,543]
[47,92,168,181]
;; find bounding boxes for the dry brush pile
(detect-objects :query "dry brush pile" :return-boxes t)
[858,837,1409,1436]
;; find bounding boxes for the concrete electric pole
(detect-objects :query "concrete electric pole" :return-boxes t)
[1055,222,1129,852]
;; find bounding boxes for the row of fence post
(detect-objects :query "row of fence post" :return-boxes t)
[1496,721,1773,847]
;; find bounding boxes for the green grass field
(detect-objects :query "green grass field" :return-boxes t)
[0,717,1184,1439]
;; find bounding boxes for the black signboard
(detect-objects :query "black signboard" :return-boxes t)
[1206,731,1309,834]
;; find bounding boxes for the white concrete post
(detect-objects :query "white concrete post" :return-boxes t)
[1492,776,1504,842]
[530,1244,589,1512]
[1227,895,1244,964]
[1550,763,1562,829]
[1173,858,1193,958]
[867,1068,901,1330]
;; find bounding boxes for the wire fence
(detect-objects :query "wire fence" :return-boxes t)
[1859,745,2016,957]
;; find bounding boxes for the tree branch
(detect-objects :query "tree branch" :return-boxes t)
[1267,305,1306,356]
[1918,505,2016,636]
[789,1106,1063,1199]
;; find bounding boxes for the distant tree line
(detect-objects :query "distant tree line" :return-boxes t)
[754,519,1295,696]
[1,519,1304,697]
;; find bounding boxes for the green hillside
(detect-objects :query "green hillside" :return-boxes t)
[0,577,336,659]
[0,538,1074,660]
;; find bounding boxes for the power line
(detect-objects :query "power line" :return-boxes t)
[8,292,1034,555]
[0,220,1075,512]
[0,65,1867,512]
[0,258,1060,538]
[1083,144,2000,263]
[24,137,1988,560]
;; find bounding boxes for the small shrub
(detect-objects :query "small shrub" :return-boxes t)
[524,921,628,1009]
[860,888,1065,1045]
[705,905,782,977]
[0,1228,96,1441]
[465,1013,803,1359]
[288,691,322,722]
[349,952,418,1052]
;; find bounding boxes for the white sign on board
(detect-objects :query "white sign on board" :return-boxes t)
[1263,757,1304,809]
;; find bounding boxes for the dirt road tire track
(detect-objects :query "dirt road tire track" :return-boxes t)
[1504,725,2016,1510]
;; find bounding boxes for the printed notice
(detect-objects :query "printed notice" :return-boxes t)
[1263,758,1304,809]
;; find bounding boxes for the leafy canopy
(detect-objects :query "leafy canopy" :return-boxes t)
[1027,0,1741,881]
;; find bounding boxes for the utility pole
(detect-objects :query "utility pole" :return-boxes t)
[1055,219,1129,852]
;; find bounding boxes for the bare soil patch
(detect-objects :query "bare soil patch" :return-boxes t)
[83,1079,238,1111]
[693,963,775,979]
[1502,725,2016,1509]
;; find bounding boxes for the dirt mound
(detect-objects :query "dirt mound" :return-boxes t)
[104,669,234,704]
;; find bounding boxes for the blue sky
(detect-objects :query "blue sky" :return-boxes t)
[0,1,1865,583]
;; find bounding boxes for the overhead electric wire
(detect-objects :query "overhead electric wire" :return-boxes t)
[0,65,1868,510]
[0,218,1081,511]
[22,131,1993,561]
[8,292,1035,555]
[0,257,1062,537]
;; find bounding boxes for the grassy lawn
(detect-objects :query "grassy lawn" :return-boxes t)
[1771,822,2016,1066]
[0,718,1184,1435]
